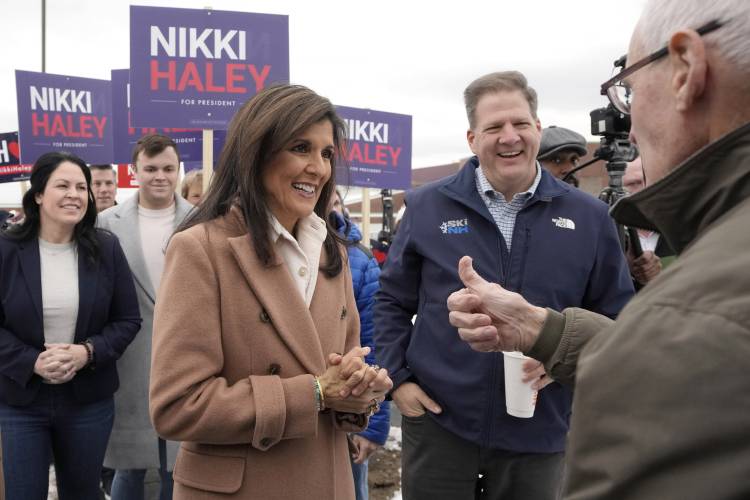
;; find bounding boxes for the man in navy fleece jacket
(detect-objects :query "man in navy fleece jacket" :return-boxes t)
[374,71,634,500]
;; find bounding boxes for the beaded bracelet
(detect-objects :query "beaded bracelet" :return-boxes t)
[79,340,94,367]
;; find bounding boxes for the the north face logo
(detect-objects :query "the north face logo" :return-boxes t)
[440,218,469,234]
[552,217,576,230]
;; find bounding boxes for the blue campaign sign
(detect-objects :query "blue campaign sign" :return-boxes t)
[15,70,113,164]
[111,69,208,164]
[335,106,412,190]
[130,6,289,129]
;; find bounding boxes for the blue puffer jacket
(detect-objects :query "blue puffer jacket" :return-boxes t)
[334,212,391,446]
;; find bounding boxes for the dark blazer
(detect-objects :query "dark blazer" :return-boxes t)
[0,229,142,406]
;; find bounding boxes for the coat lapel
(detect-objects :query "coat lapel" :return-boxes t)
[308,265,347,361]
[17,239,43,326]
[113,195,156,303]
[74,250,98,343]
[227,233,326,375]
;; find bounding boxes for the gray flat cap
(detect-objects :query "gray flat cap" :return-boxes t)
[537,126,588,159]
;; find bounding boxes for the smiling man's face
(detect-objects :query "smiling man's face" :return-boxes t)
[468,90,541,199]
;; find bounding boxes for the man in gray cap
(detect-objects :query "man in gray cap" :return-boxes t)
[537,126,588,187]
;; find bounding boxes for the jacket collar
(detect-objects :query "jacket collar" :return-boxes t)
[611,121,750,254]
[112,192,193,226]
[107,193,193,302]
[333,212,362,244]
[439,156,569,218]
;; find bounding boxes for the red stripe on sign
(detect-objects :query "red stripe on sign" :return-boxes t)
[0,165,32,175]
[117,164,139,188]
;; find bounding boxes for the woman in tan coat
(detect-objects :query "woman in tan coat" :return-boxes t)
[149,85,392,500]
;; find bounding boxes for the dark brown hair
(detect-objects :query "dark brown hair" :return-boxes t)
[131,133,180,168]
[3,152,100,263]
[464,71,539,128]
[176,84,347,277]
[89,164,116,178]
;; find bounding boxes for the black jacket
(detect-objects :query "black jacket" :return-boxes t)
[0,229,141,406]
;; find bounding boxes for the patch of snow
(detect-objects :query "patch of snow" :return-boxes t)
[384,426,402,451]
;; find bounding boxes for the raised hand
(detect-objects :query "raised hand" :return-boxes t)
[447,256,547,353]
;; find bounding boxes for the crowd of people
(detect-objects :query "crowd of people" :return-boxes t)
[1,0,749,499]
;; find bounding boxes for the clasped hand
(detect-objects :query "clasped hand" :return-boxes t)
[33,343,89,384]
[318,346,392,414]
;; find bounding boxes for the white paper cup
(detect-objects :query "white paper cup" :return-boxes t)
[503,351,538,418]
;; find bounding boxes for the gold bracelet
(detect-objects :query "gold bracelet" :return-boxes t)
[365,398,380,417]
[314,377,326,411]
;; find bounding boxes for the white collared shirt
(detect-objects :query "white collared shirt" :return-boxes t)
[475,164,542,251]
[269,213,328,307]
[639,231,660,253]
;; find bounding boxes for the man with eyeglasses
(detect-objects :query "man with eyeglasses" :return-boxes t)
[447,0,750,498]
[537,126,588,187]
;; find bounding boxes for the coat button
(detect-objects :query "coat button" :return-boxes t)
[269,363,281,375]
[260,310,270,323]
[260,438,272,447]
[340,306,347,319]
[298,267,307,277]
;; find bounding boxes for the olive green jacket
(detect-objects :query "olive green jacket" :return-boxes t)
[529,121,750,499]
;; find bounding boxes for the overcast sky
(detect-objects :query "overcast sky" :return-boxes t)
[1,0,647,204]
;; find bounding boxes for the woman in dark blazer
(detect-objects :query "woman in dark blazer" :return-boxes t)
[0,152,142,500]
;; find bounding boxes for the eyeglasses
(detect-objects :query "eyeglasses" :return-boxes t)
[600,19,725,114]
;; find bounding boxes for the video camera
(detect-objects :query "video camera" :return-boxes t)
[588,103,638,198]
[559,57,642,255]
[589,65,641,255]
[591,104,630,137]
[590,54,638,184]
[377,188,395,245]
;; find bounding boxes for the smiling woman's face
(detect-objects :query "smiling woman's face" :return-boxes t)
[262,120,334,233]
[35,161,89,232]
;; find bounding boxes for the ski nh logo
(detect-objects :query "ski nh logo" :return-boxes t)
[552,217,576,230]
[440,218,469,234]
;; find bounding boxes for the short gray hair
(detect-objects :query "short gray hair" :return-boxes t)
[463,71,538,129]
[635,0,750,72]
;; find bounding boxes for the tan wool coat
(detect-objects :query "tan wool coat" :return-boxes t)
[150,207,366,500]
